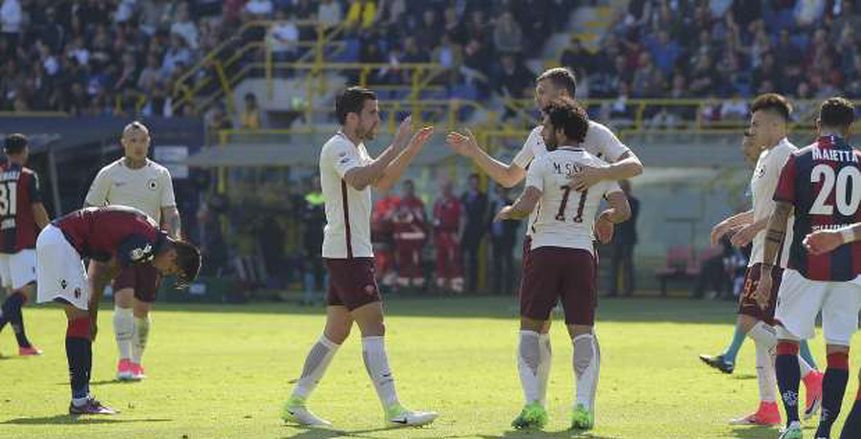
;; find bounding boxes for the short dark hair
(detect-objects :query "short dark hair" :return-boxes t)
[4,133,28,155]
[335,87,377,125]
[819,97,855,129]
[536,68,577,97]
[172,240,201,289]
[543,97,589,144]
[750,93,792,121]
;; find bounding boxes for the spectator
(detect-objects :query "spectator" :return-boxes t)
[240,92,261,129]
[644,30,681,76]
[318,0,343,30]
[689,54,719,96]
[269,10,300,62]
[488,184,519,295]
[560,37,593,74]
[114,53,140,92]
[415,9,442,53]
[495,54,531,98]
[138,53,163,92]
[433,181,464,293]
[630,52,665,98]
[608,180,639,297]
[493,11,523,55]
[1,0,21,53]
[301,177,326,304]
[141,86,173,118]
[443,6,467,46]
[461,174,488,293]
[244,0,273,19]
[345,0,376,30]
[161,34,192,77]
[171,3,200,50]
[140,0,172,36]
[372,192,400,288]
[794,0,826,29]
[392,179,427,289]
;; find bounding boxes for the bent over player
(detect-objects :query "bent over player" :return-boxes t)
[282,87,437,427]
[0,134,50,356]
[35,206,200,415]
[495,99,630,431]
[754,98,861,439]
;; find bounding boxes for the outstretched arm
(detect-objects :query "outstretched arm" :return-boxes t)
[342,117,416,191]
[446,130,526,188]
[373,126,435,194]
[570,150,644,192]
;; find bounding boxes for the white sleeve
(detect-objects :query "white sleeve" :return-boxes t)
[524,158,544,193]
[160,168,177,208]
[329,140,363,179]
[590,122,631,163]
[512,128,542,169]
[84,167,111,206]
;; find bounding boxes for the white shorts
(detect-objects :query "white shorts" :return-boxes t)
[35,225,90,311]
[774,269,861,346]
[0,249,36,290]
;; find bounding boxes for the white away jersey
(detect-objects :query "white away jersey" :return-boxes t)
[84,159,176,223]
[749,138,796,267]
[512,121,631,170]
[320,132,373,259]
[525,147,622,253]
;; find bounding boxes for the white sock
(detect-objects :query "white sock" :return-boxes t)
[361,336,400,409]
[113,307,134,360]
[291,335,340,400]
[131,316,150,365]
[798,354,815,378]
[538,333,552,407]
[572,333,600,411]
[517,330,541,405]
[748,321,778,403]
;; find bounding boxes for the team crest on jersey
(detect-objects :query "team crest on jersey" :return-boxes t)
[60,279,67,289]
[364,284,377,295]
[147,179,158,190]
[74,288,81,298]
[131,244,153,262]
[756,166,766,179]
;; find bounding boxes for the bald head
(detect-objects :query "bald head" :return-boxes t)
[122,121,151,163]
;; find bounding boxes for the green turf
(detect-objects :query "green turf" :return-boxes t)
[1,296,857,438]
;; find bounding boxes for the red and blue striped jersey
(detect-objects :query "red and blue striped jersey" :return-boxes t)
[773,135,861,281]
[0,162,41,253]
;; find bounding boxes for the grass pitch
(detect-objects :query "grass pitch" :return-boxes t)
[1,296,858,438]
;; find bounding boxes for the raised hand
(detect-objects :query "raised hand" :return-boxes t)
[445,129,479,158]
[408,126,435,149]
[494,205,514,222]
[393,116,414,150]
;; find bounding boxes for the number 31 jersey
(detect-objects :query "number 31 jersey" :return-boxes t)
[525,147,622,254]
[774,135,861,281]
[0,162,41,254]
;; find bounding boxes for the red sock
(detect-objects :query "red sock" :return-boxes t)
[777,341,800,356]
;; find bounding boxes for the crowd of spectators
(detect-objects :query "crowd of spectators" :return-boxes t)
[562,0,861,125]
[0,0,258,116]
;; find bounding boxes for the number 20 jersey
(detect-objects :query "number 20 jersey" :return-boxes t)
[774,135,861,281]
[0,162,41,254]
[524,147,622,254]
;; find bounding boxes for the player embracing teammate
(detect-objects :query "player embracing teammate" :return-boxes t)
[447,67,642,431]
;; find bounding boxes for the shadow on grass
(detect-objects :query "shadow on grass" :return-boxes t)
[471,431,621,439]
[281,425,405,438]
[54,379,138,386]
[728,425,781,438]
[1,415,171,425]
[732,374,757,380]
[153,296,739,325]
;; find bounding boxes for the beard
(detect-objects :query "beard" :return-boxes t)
[360,124,378,141]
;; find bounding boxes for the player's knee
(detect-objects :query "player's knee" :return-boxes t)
[520,317,545,332]
[324,321,353,344]
[133,301,152,318]
[114,288,134,307]
[567,324,593,339]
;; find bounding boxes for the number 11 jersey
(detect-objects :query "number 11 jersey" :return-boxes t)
[524,147,622,254]
[774,135,861,281]
[0,162,41,254]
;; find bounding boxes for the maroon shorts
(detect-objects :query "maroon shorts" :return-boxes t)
[324,258,381,311]
[113,264,161,303]
[737,263,783,325]
[519,246,597,325]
